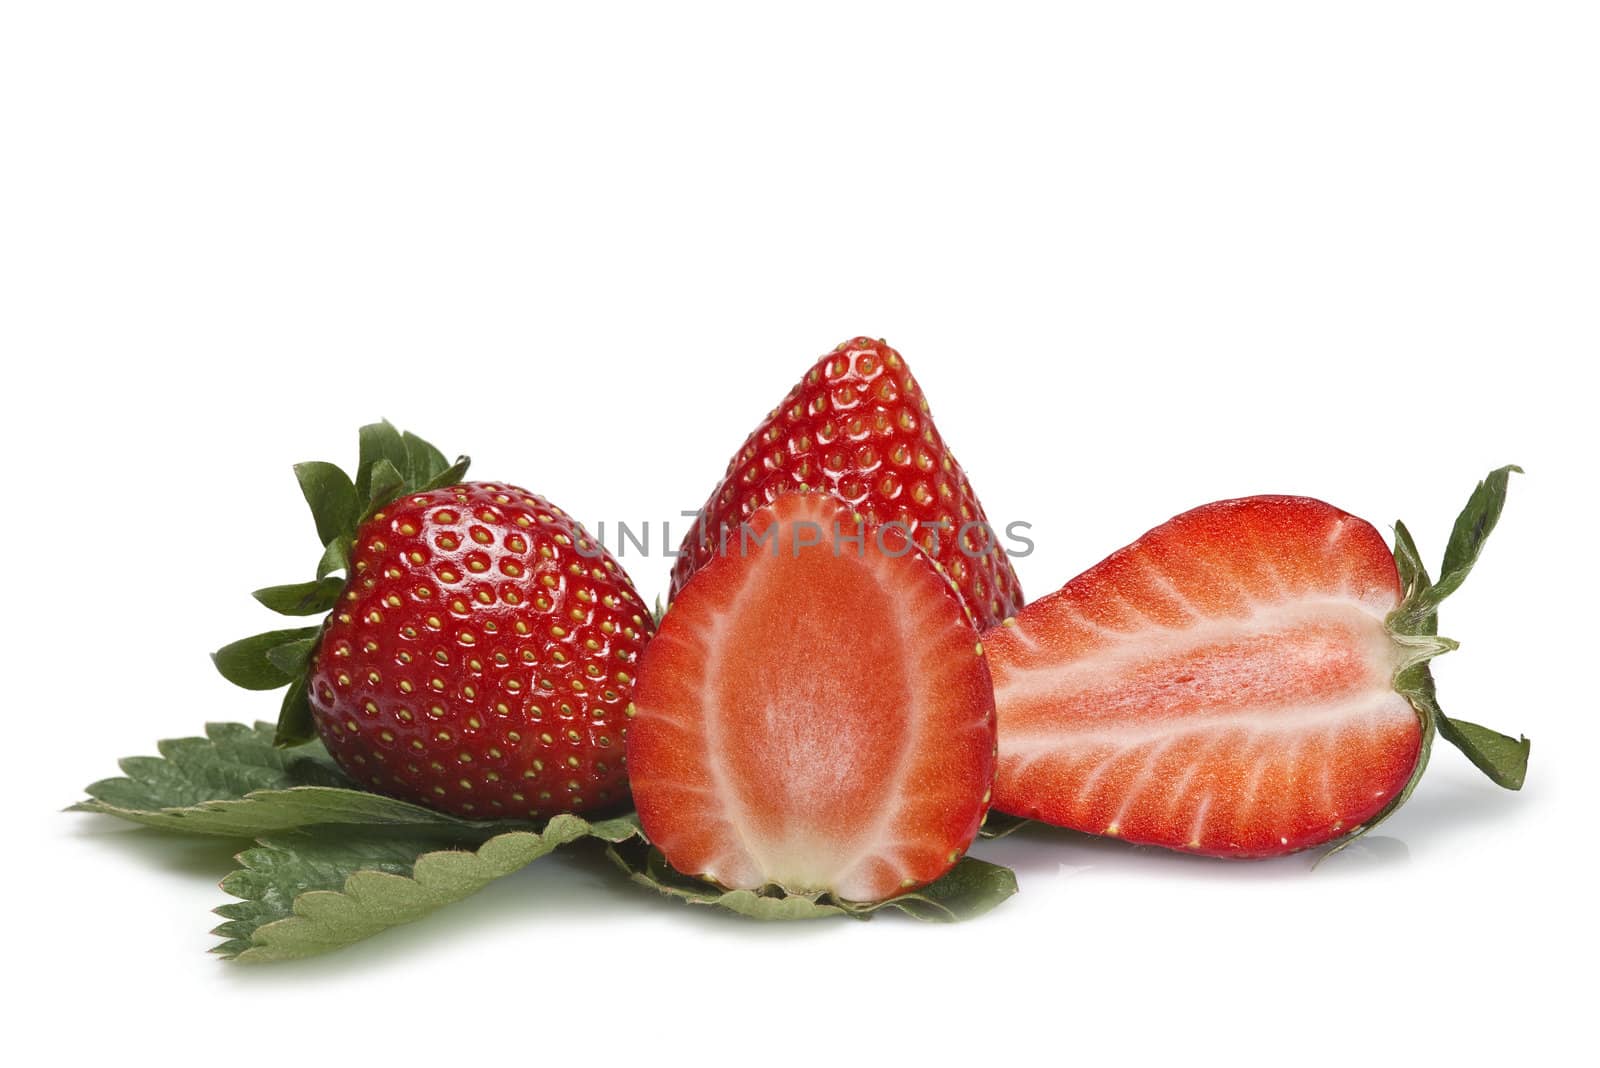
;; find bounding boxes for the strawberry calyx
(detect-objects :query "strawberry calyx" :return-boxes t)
[1335,464,1529,852]
[211,421,469,748]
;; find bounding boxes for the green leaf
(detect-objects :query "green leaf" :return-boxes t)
[1436,716,1530,790]
[415,455,471,494]
[72,722,349,815]
[315,534,353,579]
[275,680,317,747]
[293,462,359,548]
[214,815,643,961]
[69,721,536,837]
[606,841,1016,922]
[354,420,408,504]
[364,457,406,514]
[80,784,490,837]
[402,431,450,486]
[252,578,344,616]
[212,628,322,691]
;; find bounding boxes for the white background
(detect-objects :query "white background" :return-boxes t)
[4,3,1596,1065]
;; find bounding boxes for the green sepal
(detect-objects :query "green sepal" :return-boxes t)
[293,462,359,549]
[607,840,1016,922]
[264,636,318,677]
[214,815,643,961]
[402,431,450,486]
[363,457,406,516]
[415,455,470,494]
[275,681,317,747]
[1391,465,1522,633]
[315,535,353,579]
[1436,716,1529,790]
[252,577,345,616]
[211,628,322,691]
[354,420,408,505]
[1390,520,1436,636]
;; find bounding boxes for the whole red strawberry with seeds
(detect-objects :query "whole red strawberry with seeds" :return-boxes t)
[671,337,1022,629]
[984,466,1528,857]
[214,423,653,819]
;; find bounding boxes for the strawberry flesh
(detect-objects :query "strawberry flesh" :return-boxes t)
[671,337,1023,630]
[985,495,1419,857]
[632,492,996,901]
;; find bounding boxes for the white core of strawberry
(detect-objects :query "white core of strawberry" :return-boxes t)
[630,492,995,902]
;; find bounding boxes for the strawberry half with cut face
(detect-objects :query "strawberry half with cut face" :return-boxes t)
[213,422,654,819]
[631,492,996,903]
[984,466,1528,857]
[671,337,1022,630]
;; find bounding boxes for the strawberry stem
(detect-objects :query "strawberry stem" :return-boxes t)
[1385,465,1528,790]
[1329,466,1529,860]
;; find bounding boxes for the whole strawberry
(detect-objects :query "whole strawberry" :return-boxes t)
[671,337,1023,629]
[213,422,653,819]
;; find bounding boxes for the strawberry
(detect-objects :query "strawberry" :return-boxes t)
[631,492,996,902]
[984,466,1529,857]
[213,422,654,819]
[671,336,1022,630]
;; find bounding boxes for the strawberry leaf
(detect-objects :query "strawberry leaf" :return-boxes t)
[214,815,642,961]
[293,461,359,548]
[73,721,346,807]
[252,578,345,616]
[78,784,491,837]
[606,840,1016,922]
[211,628,322,690]
[69,721,510,836]
[1436,715,1529,790]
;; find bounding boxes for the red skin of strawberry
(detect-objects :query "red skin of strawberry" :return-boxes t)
[633,492,996,903]
[985,495,1421,857]
[307,482,654,820]
[671,337,1022,631]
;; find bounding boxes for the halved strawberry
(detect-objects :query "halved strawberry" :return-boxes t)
[630,492,995,902]
[671,337,1023,630]
[985,466,1528,857]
